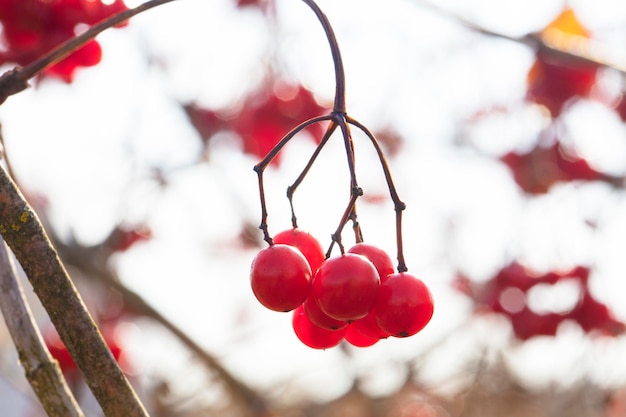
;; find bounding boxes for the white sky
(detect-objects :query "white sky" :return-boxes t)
[2,0,626,408]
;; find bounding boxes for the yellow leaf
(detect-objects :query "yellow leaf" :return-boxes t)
[542,7,590,39]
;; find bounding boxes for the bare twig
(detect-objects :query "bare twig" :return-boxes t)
[0,163,149,417]
[0,238,84,417]
[0,0,180,104]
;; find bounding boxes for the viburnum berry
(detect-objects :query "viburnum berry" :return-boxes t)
[302,297,347,331]
[344,324,380,348]
[375,272,434,338]
[273,229,325,274]
[292,305,346,349]
[310,253,380,322]
[347,243,395,279]
[350,309,390,339]
[250,244,312,312]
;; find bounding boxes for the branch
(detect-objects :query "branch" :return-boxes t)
[53,237,270,415]
[0,164,149,417]
[413,0,626,73]
[0,238,84,417]
[0,0,180,105]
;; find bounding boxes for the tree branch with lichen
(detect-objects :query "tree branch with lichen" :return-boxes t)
[0,163,149,417]
[52,234,270,416]
[0,237,84,417]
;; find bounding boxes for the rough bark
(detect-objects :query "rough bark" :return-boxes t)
[0,238,84,417]
[0,164,149,417]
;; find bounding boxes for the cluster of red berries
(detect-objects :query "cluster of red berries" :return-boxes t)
[250,229,434,349]
[468,8,626,195]
[455,262,625,340]
[0,0,128,82]
[499,130,613,195]
[184,81,329,166]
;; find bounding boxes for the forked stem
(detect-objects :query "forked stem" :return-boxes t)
[254,114,334,244]
[255,0,409,272]
[287,120,339,228]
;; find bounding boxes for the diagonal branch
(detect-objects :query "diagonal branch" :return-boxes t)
[0,163,149,417]
[0,238,84,417]
[413,0,626,73]
[53,236,271,416]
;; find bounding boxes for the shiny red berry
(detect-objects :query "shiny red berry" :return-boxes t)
[273,229,325,274]
[344,324,380,348]
[347,243,395,279]
[303,297,348,331]
[292,305,346,349]
[311,253,380,322]
[375,272,434,338]
[250,244,312,312]
[350,310,390,339]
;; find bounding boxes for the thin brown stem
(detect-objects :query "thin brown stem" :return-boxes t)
[347,116,407,272]
[326,186,363,258]
[338,116,358,191]
[254,115,333,172]
[254,114,333,242]
[256,168,273,245]
[349,207,363,243]
[0,239,84,417]
[287,120,338,228]
[301,0,347,113]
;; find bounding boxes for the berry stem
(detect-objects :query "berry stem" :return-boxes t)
[287,120,339,229]
[347,116,408,272]
[301,0,347,114]
[349,208,363,243]
[255,169,273,245]
[254,115,333,243]
[326,185,363,258]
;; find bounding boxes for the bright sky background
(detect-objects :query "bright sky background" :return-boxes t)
[2,0,626,410]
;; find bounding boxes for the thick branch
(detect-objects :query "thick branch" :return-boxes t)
[0,239,83,417]
[0,164,149,417]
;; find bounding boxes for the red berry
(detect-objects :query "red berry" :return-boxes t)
[250,244,312,312]
[351,310,390,339]
[303,297,348,331]
[345,325,380,348]
[347,243,395,279]
[311,253,380,322]
[273,229,325,274]
[292,306,346,349]
[375,272,434,338]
